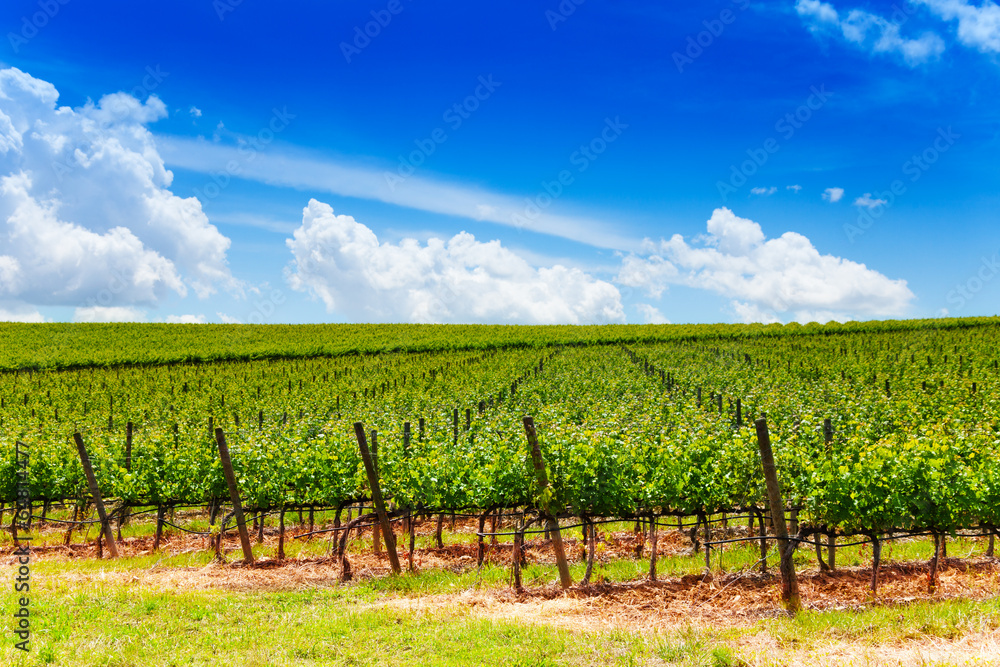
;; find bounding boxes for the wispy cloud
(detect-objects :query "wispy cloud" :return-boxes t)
[854,192,888,209]
[796,0,946,66]
[915,0,1000,53]
[157,136,641,252]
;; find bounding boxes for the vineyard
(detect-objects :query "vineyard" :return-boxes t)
[2,318,1000,605]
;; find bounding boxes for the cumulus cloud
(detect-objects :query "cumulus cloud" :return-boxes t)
[285,200,625,324]
[751,186,778,196]
[822,187,845,202]
[787,184,803,193]
[189,106,203,118]
[636,304,670,324]
[0,67,237,314]
[854,193,888,209]
[616,250,678,300]
[615,207,914,323]
[164,314,207,323]
[730,301,782,324]
[916,0,1000,53]
[0,303,45,322]
[217,312,242,324]
[74,306,147,322]
[796,0,946,66]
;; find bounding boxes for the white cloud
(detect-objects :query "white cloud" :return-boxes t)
[787,184,803,193]
[615,207,914,323]
[730,301,782,324]
[164,314,207,324]
[854,192,888,209]
[0,67,237,314]
[217,312,242,324]
[822,187,845,202]
[74,306,147,322]
[617,247,679,299]
[916,0,1000,53]
[285,199,625,324]
[636,303,669,324]
[750,186,778,196]
[0,303,45,322]
[189,106,202,118]
[796,0,946,66]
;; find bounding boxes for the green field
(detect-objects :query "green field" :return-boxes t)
[3,319,1000,665]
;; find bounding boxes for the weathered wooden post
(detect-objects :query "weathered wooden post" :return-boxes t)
[73,433,119,559]
[214,428,255,565]
[353,423,401,575]
[755,418,800,612]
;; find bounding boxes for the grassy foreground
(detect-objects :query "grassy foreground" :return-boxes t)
[3,547,1000,667]
[4,561,733,667]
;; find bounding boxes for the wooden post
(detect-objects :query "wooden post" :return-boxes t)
[477,508,489,568]
[736,398,742,427]
[371,429,382,556]
[512,516,524,591]
[584,520,596,585]
[353,423,401,574]
[648,514,658,582]
[407,510,416,572]
[153,505,165,550]
[277,505,286,561]
[452,409,459,445]
[523,416,572,589]
[214,428,255,565]
[755,418,800,612]
[929,532,940,593]
[823,418,836,571]
[73,433,119,558]
[125,421,133,471]
[703,512,711,572]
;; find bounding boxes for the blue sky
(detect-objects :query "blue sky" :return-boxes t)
[0,0,997,325]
